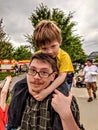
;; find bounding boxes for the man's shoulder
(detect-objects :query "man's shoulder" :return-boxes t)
[15,78,27,86]
[92,64,98,68]
[13,78,27,91]
[71,96,85,129]
[84,65,88,69]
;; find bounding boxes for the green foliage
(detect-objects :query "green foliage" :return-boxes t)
[7,92,12,105]
[0,72,16,81]
[0,72,24,81]
[0,18,7,42]
[95,55,98,62]
[0,19,32,61]
[30,3,51,27]
[25,34,37,52]
[13,45,32,60]
[0,18,14,60]
[0,41,14,60]
[62,36,87,63]
[26,3,87,63]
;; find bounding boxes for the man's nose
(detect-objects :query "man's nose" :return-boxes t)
[33,73,41,79]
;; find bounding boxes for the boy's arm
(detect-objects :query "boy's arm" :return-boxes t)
[33,72,67,101]
[46,72,67,93]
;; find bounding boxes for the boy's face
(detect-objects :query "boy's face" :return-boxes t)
[39,41,60,58]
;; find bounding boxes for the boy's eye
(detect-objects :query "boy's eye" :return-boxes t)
[51,45,56,48]
[41,48,47,51]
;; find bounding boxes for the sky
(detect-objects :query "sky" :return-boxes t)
[0,0,98,55]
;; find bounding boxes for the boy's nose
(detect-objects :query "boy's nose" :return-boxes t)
[47,49,53,54]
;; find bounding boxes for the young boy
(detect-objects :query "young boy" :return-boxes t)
[32,20,74,101]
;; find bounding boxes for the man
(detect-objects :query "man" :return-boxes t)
[83,59,98,102]
[7,53,84,130]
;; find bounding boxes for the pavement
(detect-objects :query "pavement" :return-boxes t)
[3,72,98,130]
[10,73,26,90]
[72,70,98,130]
[71,87,98,130]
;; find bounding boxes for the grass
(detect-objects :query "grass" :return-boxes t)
[0,71,24,81]
[7,92,12,105]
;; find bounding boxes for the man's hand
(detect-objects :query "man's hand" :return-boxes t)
[51,89,72,119]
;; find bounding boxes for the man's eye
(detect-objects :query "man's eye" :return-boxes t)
[41,71,48,75]
[30,69,36,73]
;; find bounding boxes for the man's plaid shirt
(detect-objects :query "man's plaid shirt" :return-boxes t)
[20,94,54,130]
[20,94,85,130]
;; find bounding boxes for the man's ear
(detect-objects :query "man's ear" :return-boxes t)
[51,72,57,81]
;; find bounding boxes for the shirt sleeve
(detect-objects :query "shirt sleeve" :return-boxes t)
[58,52,74,73]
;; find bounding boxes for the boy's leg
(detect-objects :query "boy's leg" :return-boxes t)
[57,80,69,96]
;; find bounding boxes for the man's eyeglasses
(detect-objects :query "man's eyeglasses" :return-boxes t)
[27,69,54,78]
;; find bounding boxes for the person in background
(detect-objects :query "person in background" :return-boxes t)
[7,53,84,130]
[75,63,80,74]
[32,19,74,101]
[0,76,12,130]
[14,63,19,76]
[83,59,98,102]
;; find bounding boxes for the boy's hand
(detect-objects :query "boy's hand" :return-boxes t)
[33,89,49,101]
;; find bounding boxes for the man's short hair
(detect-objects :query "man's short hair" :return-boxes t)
[33,20,62,47]
[30,52,57,72]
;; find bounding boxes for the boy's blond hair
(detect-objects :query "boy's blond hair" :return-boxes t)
[33,20,62,47]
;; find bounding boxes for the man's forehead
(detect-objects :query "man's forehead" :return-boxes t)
[30,59,52,70]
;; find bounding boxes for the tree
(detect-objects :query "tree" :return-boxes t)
[0,18,8,42]
[0,18,14,60]
[26,3,87,62]
[13,45,32,61]
[0,41,14,60]
[95,55,98,62]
